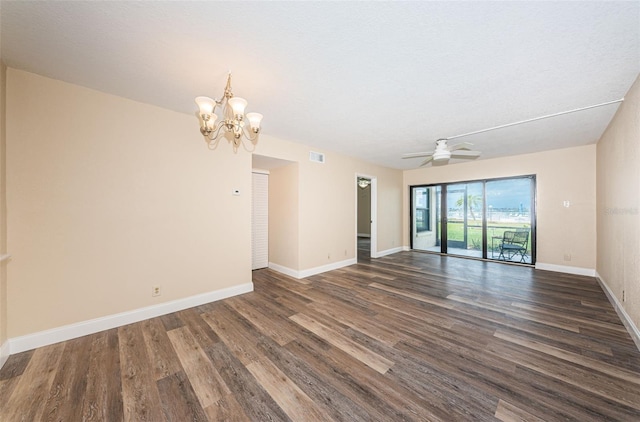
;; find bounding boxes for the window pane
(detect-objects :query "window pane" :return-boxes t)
[446,182,483,259]
[486,177,533,264]
[412,186,437,251]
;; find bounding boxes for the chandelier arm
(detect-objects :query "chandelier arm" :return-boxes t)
[240,127,259,144]
[205,127,225,150]
[207,136,223,150]
[205,122,227,142]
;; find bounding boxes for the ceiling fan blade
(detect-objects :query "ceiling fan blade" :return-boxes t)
[419,156,434,167]
[449,142,474,152]
[450,150,481,158]
[402,151,434,159]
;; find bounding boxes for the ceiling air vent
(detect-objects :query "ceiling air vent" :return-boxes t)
[309,151,325,164]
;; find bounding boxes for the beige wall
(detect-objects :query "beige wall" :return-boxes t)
[357,184,371,236]
[596,74,640,331]
[4,68,404,340]
[6,69,253,337]
[1,62,7,347]
[403,145,597,270]
[257,136,403,271]
[268,163,299,270]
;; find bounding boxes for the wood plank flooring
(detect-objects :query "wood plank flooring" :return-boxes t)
[2,250,640,421]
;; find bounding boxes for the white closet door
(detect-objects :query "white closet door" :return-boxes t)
[252,172,269,270]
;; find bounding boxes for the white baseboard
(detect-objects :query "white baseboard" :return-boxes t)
[595,272,640,352]
[373,246,404,258]
[0,340,9,370]
[299,258,356,278]
[269,258,357,279]
[268,262,299,278]
[8,282,253,354]
[534,262,596,277]
[357,233,371,238]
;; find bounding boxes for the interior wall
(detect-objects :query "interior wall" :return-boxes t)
[6,69,253,338]
[357,184,371,236]
[403,145,597,271]
[596,73,640,332]
[3,68,404,339]
[268,163,299,270]
[257,135,403,271]
[0,62,7,349]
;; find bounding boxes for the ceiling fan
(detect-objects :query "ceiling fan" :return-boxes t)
[402,139,481,167]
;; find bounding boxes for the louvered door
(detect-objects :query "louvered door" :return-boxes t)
[252,172,269,270]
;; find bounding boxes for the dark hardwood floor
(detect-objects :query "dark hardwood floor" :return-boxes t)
[2,251,640,421]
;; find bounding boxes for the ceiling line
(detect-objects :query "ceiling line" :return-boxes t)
[446,98,625,141]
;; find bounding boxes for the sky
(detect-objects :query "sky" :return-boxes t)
[446,177,532,211]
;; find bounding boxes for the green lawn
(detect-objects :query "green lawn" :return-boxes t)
[444,221,531,252]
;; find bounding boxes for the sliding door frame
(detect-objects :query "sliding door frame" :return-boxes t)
[410,174,537,265]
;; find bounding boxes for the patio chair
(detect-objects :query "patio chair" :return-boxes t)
[498,230,529,262]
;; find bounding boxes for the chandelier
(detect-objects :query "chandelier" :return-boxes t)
[195,73,263,152]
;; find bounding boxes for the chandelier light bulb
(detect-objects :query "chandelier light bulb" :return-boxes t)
[228,97,248,118]
[195,96,216,117]
[246,112,263,131]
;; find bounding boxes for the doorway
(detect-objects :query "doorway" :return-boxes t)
[252,154,297,273]
[446,182,484,258]
[356,174,377,261]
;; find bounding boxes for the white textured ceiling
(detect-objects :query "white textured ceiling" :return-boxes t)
[1,1,639,169]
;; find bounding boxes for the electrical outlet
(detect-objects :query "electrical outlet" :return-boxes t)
[328,253,331,260]
[623,290,626,302]
[152,285,161,297]
[563,253,571,262]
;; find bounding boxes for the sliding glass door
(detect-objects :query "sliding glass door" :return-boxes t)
[446,182,483,258]
[411,175,535,264]
[411,186,441,253]
[486,178,534,263]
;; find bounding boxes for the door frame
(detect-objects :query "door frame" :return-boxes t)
[355,173,377,259]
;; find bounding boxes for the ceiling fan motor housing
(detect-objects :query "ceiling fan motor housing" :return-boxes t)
[433,139,451,161]
[432,150,451,161]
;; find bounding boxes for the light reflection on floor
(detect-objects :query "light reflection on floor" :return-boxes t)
[421,245,532,264]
